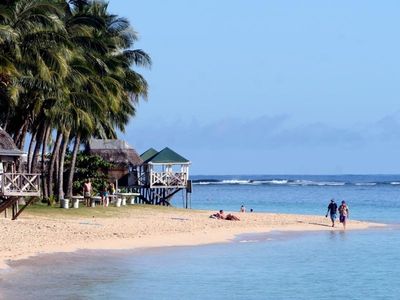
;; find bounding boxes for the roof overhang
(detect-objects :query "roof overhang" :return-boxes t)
[0,150,24,157]
[148,162,191,165]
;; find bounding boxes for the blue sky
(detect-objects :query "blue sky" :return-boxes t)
[108,1,400,174]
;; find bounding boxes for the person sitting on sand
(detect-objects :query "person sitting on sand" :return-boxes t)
[338,200,349,229]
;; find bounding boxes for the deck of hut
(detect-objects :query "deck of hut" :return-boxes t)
[0,128,40,219]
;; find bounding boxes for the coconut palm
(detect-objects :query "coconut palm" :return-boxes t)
[1,0,151,202]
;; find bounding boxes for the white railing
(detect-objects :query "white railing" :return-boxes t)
[149,172,187,188]
[0,173,41,196]
[137,172,149,186]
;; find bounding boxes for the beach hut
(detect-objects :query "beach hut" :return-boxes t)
[0,128,41,219]
[137,147,191,206]
[88,139,143,187]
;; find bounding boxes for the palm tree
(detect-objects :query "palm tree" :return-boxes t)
[0,0,67,144]
[1,0,151,202]
[59,1,151,199]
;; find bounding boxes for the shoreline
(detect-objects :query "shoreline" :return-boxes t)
[0,206,385,270]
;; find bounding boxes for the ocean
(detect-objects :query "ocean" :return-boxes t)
[1,175,399,300]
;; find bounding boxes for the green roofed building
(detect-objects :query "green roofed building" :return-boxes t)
[140,148,158,162]
[137,147,191,207]
[145,147,190,164]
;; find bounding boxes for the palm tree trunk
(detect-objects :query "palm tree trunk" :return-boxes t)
[55,155,59,196]
[58,129,71,200]
[48,130,62,198]
[30,124,45,173]
[66,133,80,198]
[2,111,10,132]
[27,130,37,173]
[14,120,28,149]
[41,125,51,200]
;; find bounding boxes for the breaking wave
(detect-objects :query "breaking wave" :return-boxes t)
[191,178,400,187]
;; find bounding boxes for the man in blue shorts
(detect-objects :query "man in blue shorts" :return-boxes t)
[325,199,338,227]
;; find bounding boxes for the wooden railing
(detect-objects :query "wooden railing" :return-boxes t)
[149,172,187,188]
[0,173,41,197]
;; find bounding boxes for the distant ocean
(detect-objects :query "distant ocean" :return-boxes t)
[186,174,400,223]
[1,175,400,300]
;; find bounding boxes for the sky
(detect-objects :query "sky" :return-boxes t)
[108,0,400,175]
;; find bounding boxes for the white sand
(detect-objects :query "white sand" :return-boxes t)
[0,206,384,269]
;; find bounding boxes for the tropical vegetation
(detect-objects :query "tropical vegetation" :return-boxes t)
[0,0,151,202]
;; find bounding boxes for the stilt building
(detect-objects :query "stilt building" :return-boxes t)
[0,128,40,219]
[137,147,191,206]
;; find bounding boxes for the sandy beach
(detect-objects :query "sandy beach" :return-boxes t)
[0,205,384,270]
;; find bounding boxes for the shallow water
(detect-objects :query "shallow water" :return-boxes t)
[1,227,399,300]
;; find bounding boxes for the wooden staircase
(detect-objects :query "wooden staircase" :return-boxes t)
[0,196,36,220]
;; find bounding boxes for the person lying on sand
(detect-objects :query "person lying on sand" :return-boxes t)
[225,214,240,221]
[210,210,240,221]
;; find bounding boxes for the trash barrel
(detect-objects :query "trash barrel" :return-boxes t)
[61,199,69,209]
[73,198,79,209]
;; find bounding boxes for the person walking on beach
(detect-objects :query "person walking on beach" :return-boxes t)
[338,201,349,229]
[83,179,92,207]
[325,199,338,227]
[240,205,246,213]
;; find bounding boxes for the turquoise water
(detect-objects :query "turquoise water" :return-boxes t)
[186,175,400,223]
[1,175,399,299]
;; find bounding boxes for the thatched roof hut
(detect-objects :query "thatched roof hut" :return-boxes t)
[88,139,143,184]
[0,127,24,161]
[88,139,143,166]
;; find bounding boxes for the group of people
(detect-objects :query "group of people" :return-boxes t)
[100,181,115,207]
[211,200,350,229]
[240,205,253,213]
[326,199,349,229]
[83,178,116,207]
[210,205,254,221]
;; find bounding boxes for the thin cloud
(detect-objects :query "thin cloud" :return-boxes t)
[124,114,372,151]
